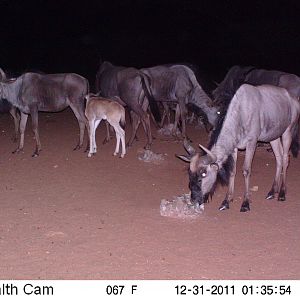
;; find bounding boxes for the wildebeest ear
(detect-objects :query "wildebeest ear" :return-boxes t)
[210,162,219,171]
[0,68,6,81]
[176,154,191,163]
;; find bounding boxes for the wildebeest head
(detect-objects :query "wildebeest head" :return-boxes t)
[177,141,219,205]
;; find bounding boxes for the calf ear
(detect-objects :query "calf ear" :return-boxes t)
[176,154,191,163]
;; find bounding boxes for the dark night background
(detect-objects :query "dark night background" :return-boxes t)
[1,0,300,88]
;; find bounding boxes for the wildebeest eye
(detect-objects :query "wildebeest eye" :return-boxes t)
[201,172,207,178]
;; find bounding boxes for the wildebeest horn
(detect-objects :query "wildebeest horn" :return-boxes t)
[0,68,6,81]
[183,139,196,155]
[199,144,217,163]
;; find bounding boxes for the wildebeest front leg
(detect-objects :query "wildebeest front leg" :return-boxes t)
[178,101,187,139]
[9,106,20,142]
[241,142,256,212]
[13,112,28,154]
[219,148,238,211]
[266,139,283,200]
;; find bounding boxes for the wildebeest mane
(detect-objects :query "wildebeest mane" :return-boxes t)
[213,65,256,108]
[209,66,257,149]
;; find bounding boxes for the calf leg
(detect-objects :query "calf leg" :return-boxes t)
[113,123,126,158]
[114,131,121,156]
[88,120,95,157]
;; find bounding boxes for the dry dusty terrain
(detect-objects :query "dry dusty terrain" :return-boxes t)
[0,109,299,279]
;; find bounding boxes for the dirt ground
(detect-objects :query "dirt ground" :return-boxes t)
[0,108,299,280]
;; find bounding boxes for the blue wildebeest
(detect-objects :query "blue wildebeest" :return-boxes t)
[0,69,20,142]
[178,84,300,212]
[141,64,220,138]
[0,68,89,157]
[95,61,161,150]
[213,65,300,110]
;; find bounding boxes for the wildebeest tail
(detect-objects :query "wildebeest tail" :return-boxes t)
[120,108,126,129]
[291,122,299,158]
[141,74,161,123]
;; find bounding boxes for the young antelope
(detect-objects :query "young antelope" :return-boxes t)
[85,94,126,158]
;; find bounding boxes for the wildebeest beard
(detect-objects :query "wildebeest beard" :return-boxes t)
[188,170,209,205]
[188,154,234,205]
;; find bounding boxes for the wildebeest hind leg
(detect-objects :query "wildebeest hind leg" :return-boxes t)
[240,142,256,212]
[266,139,283,200]
[278,129,293,201]
[70,103,88,151]
[127,112,140,147]
[30,108,41,157]
[9,106,20,142]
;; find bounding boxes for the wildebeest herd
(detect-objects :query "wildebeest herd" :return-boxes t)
[1,63,300,213]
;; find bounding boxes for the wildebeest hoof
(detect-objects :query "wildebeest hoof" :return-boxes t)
[102,138,110,145]
[265,193,275,200]
[219,200,229,211]
[240,201,250,212]
[73,145,81,151]
[278,191,286,201]
[32,150,41,157]
[12,148,22,154]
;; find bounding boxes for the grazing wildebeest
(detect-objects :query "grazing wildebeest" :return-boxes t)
[95,61,161,150]
[0,68,89,156]
[213,65,300,109]
[141,64,219,138]
[0,69,20,142]
[178,84,300,212]
[85,93,126,158]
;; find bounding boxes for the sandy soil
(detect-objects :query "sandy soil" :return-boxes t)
[0,108,299,279]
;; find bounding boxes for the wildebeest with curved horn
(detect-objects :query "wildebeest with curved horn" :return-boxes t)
[0,68,89,156]
[178,84,300,212]
[0,69,20,142]
[141,64,220,138]
[95,61,161,150]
